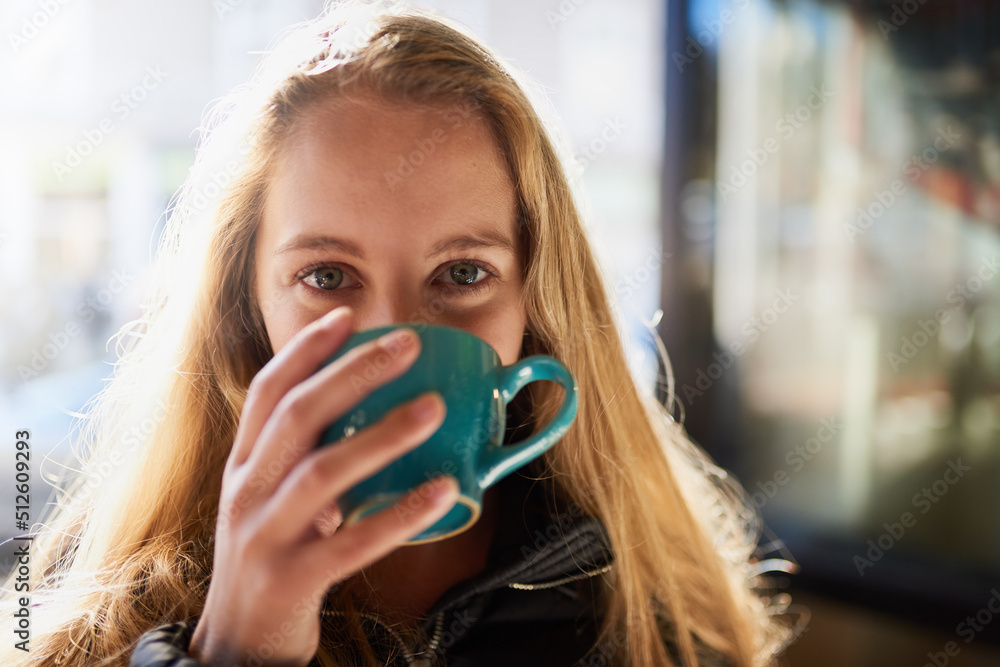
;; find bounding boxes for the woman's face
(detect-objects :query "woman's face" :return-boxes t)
[254,96,527,365]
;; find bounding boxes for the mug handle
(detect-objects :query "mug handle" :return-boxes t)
[474,355,579,490]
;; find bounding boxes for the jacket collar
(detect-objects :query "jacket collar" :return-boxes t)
[421,464,615,624]
[322,478,613,667]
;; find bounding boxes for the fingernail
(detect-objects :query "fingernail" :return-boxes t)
[322,306,351,327]
[428,476,458,503]
[382,328,417,350]
[410,393,440,420]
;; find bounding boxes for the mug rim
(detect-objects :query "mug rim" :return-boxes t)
[343,492,482,544]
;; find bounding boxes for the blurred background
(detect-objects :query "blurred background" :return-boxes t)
[0,0,997,665]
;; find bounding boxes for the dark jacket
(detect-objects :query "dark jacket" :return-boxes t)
[129,466,619,667]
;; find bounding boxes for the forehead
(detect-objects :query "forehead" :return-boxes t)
[260,95,519,252]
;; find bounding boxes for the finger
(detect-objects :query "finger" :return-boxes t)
[258,392,446,543]
[300,475,460,584]
[229,306,355,468]
[241,325,423,496]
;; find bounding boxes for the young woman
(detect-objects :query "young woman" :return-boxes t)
[1,1,799,665]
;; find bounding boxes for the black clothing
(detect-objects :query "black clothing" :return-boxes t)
[129,467,617,667]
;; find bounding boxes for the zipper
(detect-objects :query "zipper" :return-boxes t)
[407,561,612,662]
[319,537,613,663]
[321,608,445,666]
[506,561,613,590]
[413,610,445,666]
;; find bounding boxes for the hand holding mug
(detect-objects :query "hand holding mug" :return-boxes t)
[319,322,579,544]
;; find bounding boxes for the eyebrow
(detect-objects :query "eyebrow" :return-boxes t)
[272,229,517,259]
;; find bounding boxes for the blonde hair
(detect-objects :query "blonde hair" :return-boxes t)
[0,1,800,664]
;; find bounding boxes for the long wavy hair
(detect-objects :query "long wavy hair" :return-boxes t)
[0,1,800,665]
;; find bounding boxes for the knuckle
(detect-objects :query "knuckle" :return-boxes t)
[276,388,311,423]
[247,368,277,402]
[295,453,334,495]
[219,481,248,510]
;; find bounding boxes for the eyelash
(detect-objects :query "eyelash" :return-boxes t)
[294,259,497,297]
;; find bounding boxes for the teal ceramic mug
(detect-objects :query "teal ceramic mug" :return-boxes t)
[318,323,578,544]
